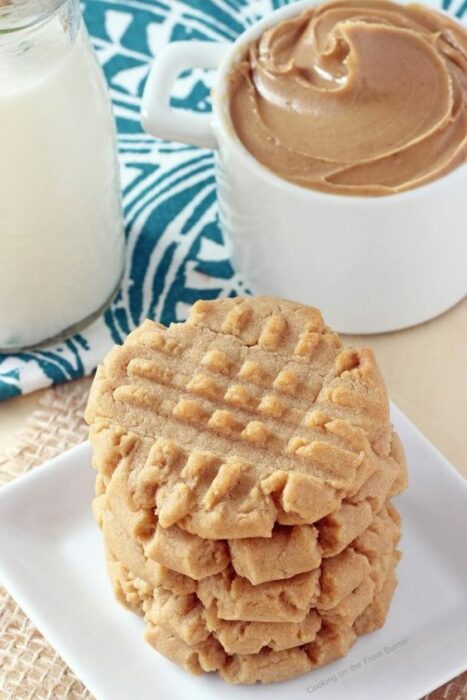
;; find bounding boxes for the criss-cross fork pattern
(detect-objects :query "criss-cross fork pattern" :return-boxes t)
[86,296,408,684]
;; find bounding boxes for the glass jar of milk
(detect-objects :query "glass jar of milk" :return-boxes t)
[0,0,124,351]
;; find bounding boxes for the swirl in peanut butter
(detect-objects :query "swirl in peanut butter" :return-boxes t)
[228,0,467,195]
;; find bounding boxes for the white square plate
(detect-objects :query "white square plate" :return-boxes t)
[0,405,466,700]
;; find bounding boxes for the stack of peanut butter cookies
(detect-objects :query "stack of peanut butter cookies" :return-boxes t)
[86,296,407,684]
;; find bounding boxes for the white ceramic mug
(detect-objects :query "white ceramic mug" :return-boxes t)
[141,0,467,334]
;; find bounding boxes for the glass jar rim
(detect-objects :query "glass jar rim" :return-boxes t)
[0,0,68,32]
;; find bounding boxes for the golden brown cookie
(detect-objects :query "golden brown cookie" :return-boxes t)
[145,585,322,654]
[86,296,407,685]
[86,297,403,539]
[145,622,226,675]
[143,565,378,655]
[107,529,399,683]
[102,508,196,594]
[105,553,152,615]
[143,616,359,684]
[228,524,321,584]
[102,516,400,683]
[144,520,229,580]
[219,621,358,684]
[95,427,404,583]
[196,565,321,623]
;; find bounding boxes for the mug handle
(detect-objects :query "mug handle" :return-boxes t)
[141,41,231,150]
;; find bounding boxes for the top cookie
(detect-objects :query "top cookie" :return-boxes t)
[86,297,405,539]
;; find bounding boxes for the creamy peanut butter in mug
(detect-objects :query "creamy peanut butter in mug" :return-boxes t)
[227,0,467,195]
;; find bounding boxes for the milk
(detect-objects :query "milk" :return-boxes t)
[0,15,124,350]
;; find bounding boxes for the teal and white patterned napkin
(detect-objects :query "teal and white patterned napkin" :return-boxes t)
[0,0,464,400]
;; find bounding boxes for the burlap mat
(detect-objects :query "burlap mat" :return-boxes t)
[0,378,92,700]
[0,377,465,700]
